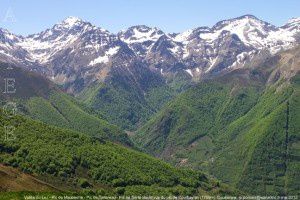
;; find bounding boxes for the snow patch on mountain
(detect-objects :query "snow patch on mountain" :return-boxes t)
[173,29,193,43]
[197,15,298,54]
[89,46,120,65]
[205,57,218,73]
[120,26,164,44]
[60,16,83,28]
[200,16,270,47]
[185,69,193,77]
[286,17,300,26]
[17,33,80,63]
[0,15,300,82]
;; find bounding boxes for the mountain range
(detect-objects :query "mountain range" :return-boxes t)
[0,14,300,196]
[0,15,300,130]
[1,15,300,129]
[1,15,300,78]
[134,46,300,195]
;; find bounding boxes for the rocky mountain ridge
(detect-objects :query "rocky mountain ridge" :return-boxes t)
[0,15,299,93]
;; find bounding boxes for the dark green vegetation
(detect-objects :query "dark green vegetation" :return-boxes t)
[79,81,156,131]
[0,110,238,196]
[133,48,300,195]
[77,63,190,131]
[0,63,131,145]
[1,45,299,196]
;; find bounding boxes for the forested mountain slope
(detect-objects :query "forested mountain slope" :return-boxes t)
[1,15,299,130]
[133,47,300,195]
[0,63,131,145]
[0,110,239,196]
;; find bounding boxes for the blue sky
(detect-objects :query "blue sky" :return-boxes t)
[0,0,299,36]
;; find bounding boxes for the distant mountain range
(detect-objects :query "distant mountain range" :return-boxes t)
[1,15,299,87]
[1,15,300,130]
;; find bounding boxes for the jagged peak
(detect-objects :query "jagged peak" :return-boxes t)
[224,14,261,22]
[52,16,92,32]
[60,16,85,27]
[287,17,300,23]
[212,14,269,29]
[128,25,153,30]
[121,25,163,35]
[286,17,300,25]
[119,25,164,43]
[281,17,300,30]
[0,28,22,42]
[236,14,259,20]
[25,16,111,40]
[53,16,111,34]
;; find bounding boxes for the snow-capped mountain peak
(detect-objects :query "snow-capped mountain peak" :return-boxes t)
[0,28,22,44]
[60,16,83,27]
[200,15,274,47]
[282,17,300,31]
[0,15,300,87]
[15,17,113,64]
[52,16,95,33]
[286,17,300,25]
[118,25,166,56]
[119,25,164,44]
[172,29,193,43]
